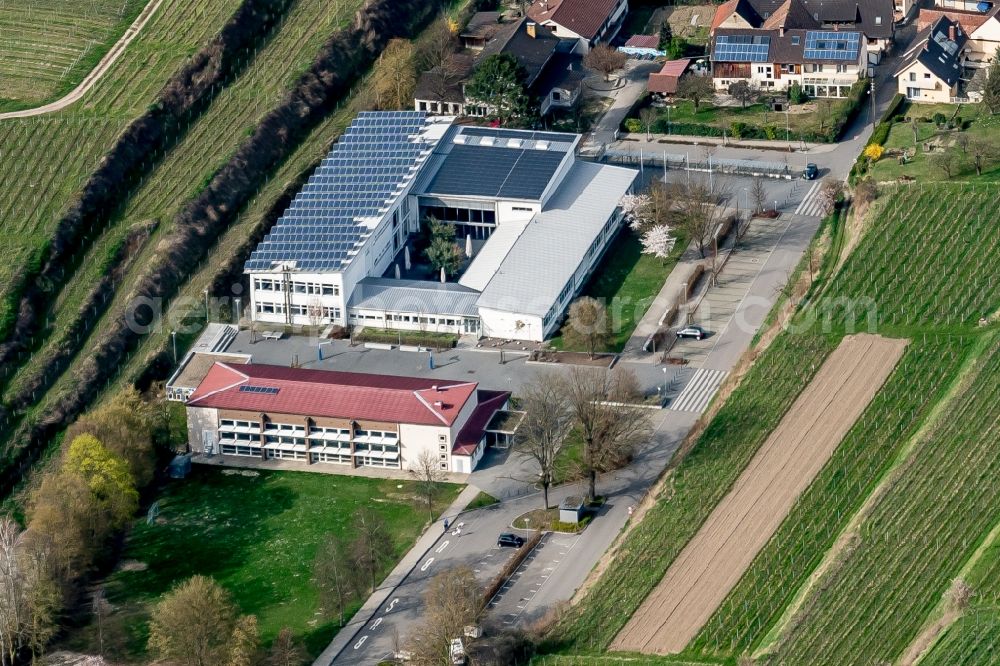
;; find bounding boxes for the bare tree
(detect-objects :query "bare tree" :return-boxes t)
[410,449,448,523]
[583,44,627,82]
[674,179,732,258]
[562,297,609,359]
[750,176,768,216]
[349,508,394,594]
[227,614,260,666]
[405,567,481,665]
[514,374,574,509]
[639,107,658,140]
[931,149,961,178]
[676,75,715,113]
[267,627,308,666]
[728,80,759,109]
[564,368,653,501]
[968,137,995,175]
[312,534,358,627]
[415,17,459,73]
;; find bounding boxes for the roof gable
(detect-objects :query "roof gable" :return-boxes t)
[527,0,621,41]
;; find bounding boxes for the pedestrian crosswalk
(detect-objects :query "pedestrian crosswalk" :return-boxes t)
[794,180,827,217]
[670,368,728,413]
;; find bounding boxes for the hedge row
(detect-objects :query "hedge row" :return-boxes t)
[0,0,295,372]
[0,0,447,497]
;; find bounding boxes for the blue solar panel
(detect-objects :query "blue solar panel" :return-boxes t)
[239,385,280,394]
[803,31,860,61]
[713,34,771,62]
[245,111,431,272]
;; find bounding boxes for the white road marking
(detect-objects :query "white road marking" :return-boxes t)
[421,557,435,571]
[385,598,399,612]
[670,368,728,413]
[371,618,383,630]
[354,636,368,650]
[436,540,450,554]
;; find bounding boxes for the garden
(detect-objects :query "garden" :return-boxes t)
[57,467,463,661]
[860,101,1000,182]
[624,80,869,143]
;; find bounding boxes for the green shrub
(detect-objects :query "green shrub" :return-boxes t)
[730,121,748,139]
[933,111,947,125]
[788,81,807,104]
[623,117,643,133]
[764,124,778,140]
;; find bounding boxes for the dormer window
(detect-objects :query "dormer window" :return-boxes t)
[875,16,882,25]
[791,35,800,45]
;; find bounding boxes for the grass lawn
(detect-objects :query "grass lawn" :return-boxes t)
[465,490,499,510]
[59,467,463,662]
[867,103,1000,182]
[640,98,850,139]
[549,227,685,353]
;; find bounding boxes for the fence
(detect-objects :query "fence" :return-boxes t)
[602,149,794,180]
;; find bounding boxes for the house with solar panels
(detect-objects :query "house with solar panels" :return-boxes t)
[708,0,889,97]
[244,111,638,342]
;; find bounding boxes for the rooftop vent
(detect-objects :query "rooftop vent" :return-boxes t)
[535,140,550,150]
[453,134,467,144]
[434,400,444,408]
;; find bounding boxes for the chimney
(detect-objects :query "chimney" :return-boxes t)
[527,21,537,38]
[434,401,444,408]
[949,24,956,41]
[431,385,439,391]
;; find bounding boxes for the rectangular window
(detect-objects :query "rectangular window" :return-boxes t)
[909,72,916,81]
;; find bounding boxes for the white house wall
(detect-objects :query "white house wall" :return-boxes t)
[897,60,956,102]
[479,308,545,341]
[399,422,453,472]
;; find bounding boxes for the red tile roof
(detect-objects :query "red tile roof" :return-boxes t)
[648,58,691,94]
[453,390,511,455]
[528,0,621,41]
[187,363,478,427]
[917,8,988,33]
[711,0,740,32]
[625,34,660,49]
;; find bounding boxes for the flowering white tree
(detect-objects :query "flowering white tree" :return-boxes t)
[620,193,652,231]
[640,224,677,261]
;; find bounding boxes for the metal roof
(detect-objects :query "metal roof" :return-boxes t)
[476,161,637,317]
[458,217,531,291]
[244,111,446,273]
[348,277,481,317]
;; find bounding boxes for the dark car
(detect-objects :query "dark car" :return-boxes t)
[676,325,707,340]
[497,533,525,548]
[802,163,819,180]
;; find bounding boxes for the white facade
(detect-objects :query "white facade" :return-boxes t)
[897,59,960,102]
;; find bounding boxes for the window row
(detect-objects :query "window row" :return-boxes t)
[255,302,341,319]
[254,278,340,296]
[421,205,496,225]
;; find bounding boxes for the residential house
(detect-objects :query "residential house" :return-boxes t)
[185,362,514,474]
[919,3,1000,70]
[896,15,969,102]
[526,0,629,53]
[711,26,868,97]
[413,16,584,117]
[711,0,894,61]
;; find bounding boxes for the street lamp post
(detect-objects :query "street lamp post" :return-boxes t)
[662,366,668,397]
[171,330,177,364]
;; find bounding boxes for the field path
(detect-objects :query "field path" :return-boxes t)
[0,0,162,120]
[611,334,908,655]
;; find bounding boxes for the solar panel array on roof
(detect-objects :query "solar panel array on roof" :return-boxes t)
[421,143,566,200]
[461,127,573,144]
[713,34,771,62]
[803,31,861,60]
[245,111,434,273]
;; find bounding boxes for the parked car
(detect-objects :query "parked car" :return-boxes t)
[497,533,525,548]
[676,325,707,340]
[802,163,819,180]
